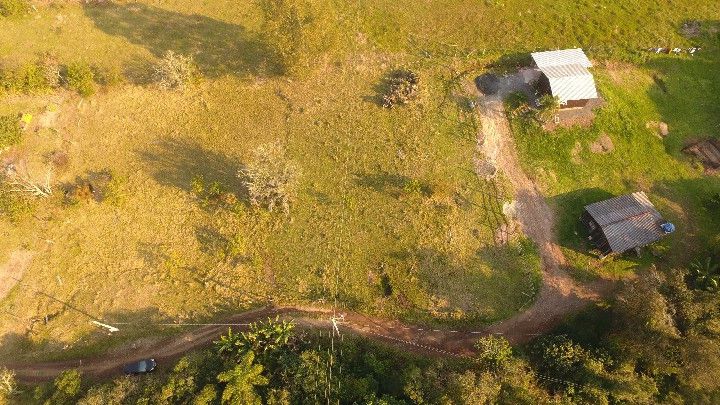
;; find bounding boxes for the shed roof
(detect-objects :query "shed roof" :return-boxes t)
[541,64,598,103]
[531,48,593,69]
[584,192,666,253]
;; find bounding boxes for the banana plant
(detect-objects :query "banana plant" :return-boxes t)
[689,257,720,292]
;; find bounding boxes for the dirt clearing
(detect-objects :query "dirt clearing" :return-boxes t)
[0,250,33,301]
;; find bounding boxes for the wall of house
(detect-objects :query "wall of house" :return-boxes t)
[581,210,612,256]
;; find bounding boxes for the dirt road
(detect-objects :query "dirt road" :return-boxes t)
[2,73,613,383]
[474,72,614,341]
[5,306,482,383]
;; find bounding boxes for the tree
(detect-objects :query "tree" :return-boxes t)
[238,317,295,359]
[535,94,560,124]
[0,367,17,401]
[192,384,218,405]
[446,371,501,405]
[292,350,333,403]
[77,376,139,405]
[159,356,201,404]
[240,142,300,214]
[215,327,244,360]
[217,352,268,405]
[475,336,513,373]
[257,0,335,75]
[45,369,83,405]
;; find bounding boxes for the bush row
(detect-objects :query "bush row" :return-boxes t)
[1,51,199,96]
[0,56,103,97]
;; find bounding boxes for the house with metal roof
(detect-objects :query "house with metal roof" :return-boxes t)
[531,48,599,108]
[581,192,674,257]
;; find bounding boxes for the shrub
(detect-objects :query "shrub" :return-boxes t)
[93,64,124,87]
[63,170,113,204]
[0,181,35,222]
[0,0,30,17]
[706,192,720,211]
[240,142,300,213]
[382,70,420,108]
[258,0,337,76]
[0,62,51,93]
[64,62,96,96]
[0,114,21,149]
[536,94,560,123]
[154,51,197,90]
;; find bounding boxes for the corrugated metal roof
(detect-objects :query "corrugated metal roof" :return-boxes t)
[537,64,598,103]
[531,48,593,69]
[584,192,666,253]
[540,64,592,79]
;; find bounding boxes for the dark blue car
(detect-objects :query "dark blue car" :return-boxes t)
[123,358,157,375]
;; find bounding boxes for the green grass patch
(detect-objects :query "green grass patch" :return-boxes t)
[509,44,720,279]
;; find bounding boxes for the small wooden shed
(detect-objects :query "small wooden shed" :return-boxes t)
[581,192,673,257]
[531,48,599,108]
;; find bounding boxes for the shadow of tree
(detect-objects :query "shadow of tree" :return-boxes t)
[83,2,274,78]
[0,307,173,367]
[384,244,541,325]
[136,137,247,199]
[354,171,431,198]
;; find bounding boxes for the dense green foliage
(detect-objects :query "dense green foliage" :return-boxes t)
[63,62,96,97]
[258,0,336,75]
[0,115,21,149]
[0,0,28,18]
[18,320,551,404]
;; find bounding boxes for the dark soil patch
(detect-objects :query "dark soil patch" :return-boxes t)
[684,139,720,173]
[589,133,614,154]
[680,20,702,38]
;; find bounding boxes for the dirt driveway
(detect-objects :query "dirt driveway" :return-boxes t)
[473,72,614,341]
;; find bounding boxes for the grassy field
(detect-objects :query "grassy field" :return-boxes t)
[1,0,719,361]
[0,1,544,361]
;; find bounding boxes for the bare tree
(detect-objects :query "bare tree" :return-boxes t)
[154,50,198,91]
[240,142,299,214]
[0,367,17,397]
[4,163,53,198]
